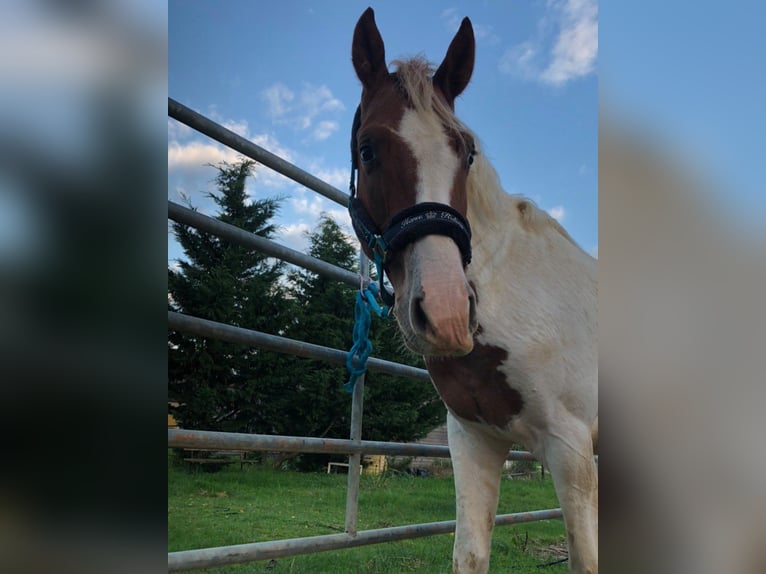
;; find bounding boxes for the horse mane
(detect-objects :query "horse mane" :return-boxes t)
[392,57,582,252]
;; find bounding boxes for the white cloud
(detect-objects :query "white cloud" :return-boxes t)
[301,84,344,116]
[498,41,539,80]
[278,222,312,253]
[498,0,597,87]
[312,120,339,141]
[290,196,326,218]
[548,205,566,222]
[168,106,354,261]
[168,107,300,193]
[248,132,294,164]
[440,8,500,44]
[441,7,460,28]
[167,118,192,140]
[221,118,249,138]
[288,195,350,223]
[540,0,598,86]
[474,24,501,46]
[167,140,241,170]
[311,166,348,189]
[262,83,294,117]
[262,82,344,136]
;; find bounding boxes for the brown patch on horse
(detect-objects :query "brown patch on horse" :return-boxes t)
[354,77,418,230]
[426,340,524,427]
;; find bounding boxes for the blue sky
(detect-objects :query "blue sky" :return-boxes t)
[168,0,598,266]
[601,3,766,232]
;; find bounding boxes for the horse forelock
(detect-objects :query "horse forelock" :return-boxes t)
[389,59,584,253]
[391,57,474,151]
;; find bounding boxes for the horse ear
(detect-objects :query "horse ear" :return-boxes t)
[433,17,475,106]
[352,8,388,90]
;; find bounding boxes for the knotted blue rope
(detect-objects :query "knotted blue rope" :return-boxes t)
[344,281,390,393]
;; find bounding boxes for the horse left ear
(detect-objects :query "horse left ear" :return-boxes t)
[352,8,388,91]
[433,17,475,106]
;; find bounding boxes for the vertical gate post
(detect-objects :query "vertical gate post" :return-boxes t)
[344,252,369,536]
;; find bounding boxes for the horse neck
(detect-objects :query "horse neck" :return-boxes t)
[465,154,596,294]
[465,155,519,269]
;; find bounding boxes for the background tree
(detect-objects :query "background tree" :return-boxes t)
[168,159,291,433]
[271,214,359,468]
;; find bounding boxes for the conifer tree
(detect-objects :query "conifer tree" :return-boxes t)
[168,160,290,432]
[277,215,358,448]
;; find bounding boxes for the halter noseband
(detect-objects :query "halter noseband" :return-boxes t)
[348,105,473,307]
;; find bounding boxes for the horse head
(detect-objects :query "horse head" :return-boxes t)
[350,7,479,357]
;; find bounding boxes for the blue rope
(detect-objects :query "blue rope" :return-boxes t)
[344,282,390,393]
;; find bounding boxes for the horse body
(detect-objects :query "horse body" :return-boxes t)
[445,164,598,573]
[350,9,597,573]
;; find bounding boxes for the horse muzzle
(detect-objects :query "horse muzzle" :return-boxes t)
[401,236,478,356]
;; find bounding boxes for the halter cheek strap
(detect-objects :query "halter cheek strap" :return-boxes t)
[348,104,473,307]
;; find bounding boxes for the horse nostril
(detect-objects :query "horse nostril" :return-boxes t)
[411,295,430,336]
[468,291,478,330]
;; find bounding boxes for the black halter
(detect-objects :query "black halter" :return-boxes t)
[348,105,473,307]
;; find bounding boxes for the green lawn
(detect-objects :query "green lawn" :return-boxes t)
[168,455,567,573]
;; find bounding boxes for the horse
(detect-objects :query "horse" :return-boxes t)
[348,8,598,573]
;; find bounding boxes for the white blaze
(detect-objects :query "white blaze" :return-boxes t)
[397,108,459,204]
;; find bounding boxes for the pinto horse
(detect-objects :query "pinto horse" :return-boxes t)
[348,8,597,574]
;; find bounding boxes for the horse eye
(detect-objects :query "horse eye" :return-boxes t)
[466,152,475,168]
[359,145,375,164]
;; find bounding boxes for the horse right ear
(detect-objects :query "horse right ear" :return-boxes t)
[352,7,388,90]
[433,17,475,106]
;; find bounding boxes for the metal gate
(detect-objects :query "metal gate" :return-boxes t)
[167,98,562,572]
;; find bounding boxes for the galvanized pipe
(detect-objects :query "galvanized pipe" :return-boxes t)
[167,508,563,571]
[168,311,432,382]
[344,252,369,536]
[344,366,364,536]
[169,200,360,288]
[169,98,349,207]
[168,428,539,461]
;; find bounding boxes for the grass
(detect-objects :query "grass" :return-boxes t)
[168,454,567,573]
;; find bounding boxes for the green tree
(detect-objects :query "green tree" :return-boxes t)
[274,214,359,461]
[168,159,291,433]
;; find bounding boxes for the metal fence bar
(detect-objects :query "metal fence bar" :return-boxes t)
[168,428,539,461]
[344,252,370,537]
[169,200,360,288]
[169,98,349,207]
[344,366,364,536]
[168,508,563,572]
[168,311,431,382]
